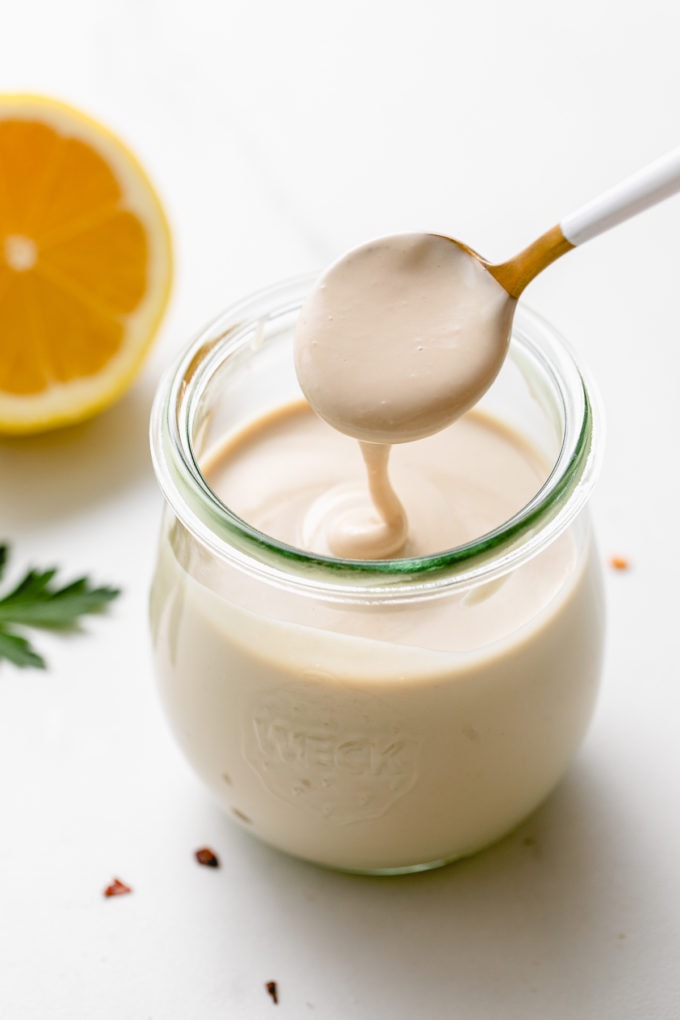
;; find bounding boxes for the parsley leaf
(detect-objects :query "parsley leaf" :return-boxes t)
[0,630,46,669]
[0,544,121,670]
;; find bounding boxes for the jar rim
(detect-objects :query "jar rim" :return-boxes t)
[150,274,603,599]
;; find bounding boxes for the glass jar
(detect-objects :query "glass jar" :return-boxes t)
[149,275,605,875]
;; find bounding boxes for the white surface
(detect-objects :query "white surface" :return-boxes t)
[1,2,680,1017]
[561,145,680,245]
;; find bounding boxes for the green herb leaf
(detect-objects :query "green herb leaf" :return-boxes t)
[0,630,46,669]
[0,544,121,670]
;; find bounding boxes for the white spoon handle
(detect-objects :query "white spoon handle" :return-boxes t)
[560,146,680,246]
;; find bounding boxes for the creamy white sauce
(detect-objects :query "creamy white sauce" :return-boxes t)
[294,233,515,558]
[148,249,605,873]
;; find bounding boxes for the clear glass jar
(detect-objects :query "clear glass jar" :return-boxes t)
[149,275,605,875]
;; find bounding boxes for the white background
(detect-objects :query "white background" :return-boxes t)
[1,1,680,1017]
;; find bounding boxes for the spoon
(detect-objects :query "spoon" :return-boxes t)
[295,147,680,446]
[471,145,680,299]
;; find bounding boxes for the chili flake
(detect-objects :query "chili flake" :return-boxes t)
[103,877,132,898]
[194,847,220,868]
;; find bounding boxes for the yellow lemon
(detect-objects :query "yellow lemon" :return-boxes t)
[0,94,173,434]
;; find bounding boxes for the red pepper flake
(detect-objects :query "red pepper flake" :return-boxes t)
[265,980,279,1004]
[610,556,631,571]
[194,847,220,868]
[103,877,132,898]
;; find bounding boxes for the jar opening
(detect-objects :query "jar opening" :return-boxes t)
[150,275,602,596]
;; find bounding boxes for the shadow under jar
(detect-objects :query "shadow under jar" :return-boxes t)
[149,275,605,875]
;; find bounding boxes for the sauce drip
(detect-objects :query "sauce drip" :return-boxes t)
[294,233,514,558]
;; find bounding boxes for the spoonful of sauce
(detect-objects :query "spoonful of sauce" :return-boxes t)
[295,147,680,558]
